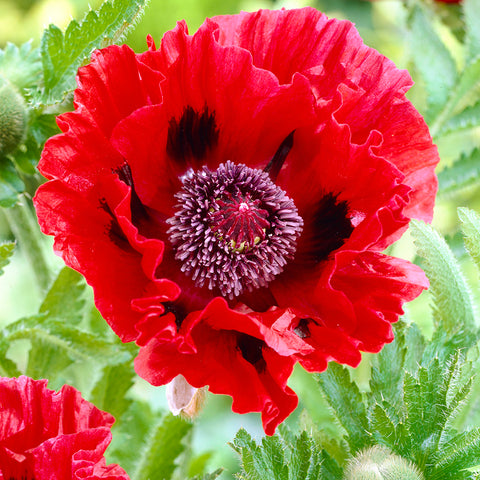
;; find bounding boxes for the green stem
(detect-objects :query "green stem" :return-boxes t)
[3,195,51,292]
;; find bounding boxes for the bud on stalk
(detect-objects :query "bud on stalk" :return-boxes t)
[0,79,28,156]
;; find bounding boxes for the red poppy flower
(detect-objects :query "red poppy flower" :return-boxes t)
[0,376,128,480]
[34,7,438,434]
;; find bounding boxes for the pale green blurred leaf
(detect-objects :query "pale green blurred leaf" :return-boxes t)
[0,42,41,90]
[133,414,193,480]
[438,149,480,197]
[90,360,134,420]
[464,0,480,62]
[458,207,480,273]
[0,242,15,275]
[409,6,457,122]
[39,266,86,325]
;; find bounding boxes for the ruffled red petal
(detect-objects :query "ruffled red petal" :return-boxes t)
[135,298,298,435]
[213,8,438,224]
[0,376,128,480]
[34,176,179,342]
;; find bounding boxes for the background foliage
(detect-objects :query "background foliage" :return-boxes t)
[1,0,480,479]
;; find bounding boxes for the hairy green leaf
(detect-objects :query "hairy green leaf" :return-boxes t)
[133,414,193,480]
[232,427,333,480]
[371,404,409,453]
[38,0,146,105]
[316,363,371,453]
[0,242,15,275]
[458,207,480,272]
[410,220,476,337]
[233,428,284,480]
[409,6,457,122]
[438,149,480,197]
[430,428,480,479]
[370,322,407,414]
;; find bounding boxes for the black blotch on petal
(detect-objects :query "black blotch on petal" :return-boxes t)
[237,334,266,372]
[310,193,354,263]
[99,198,131,252]
[264,130,295,181]
[162,301,187,330]
[115,162,148,222]
[166,105,219,165]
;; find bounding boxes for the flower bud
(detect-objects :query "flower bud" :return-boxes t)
[344,446,424,480]
[0,79,28,155]
[166,375,207,419]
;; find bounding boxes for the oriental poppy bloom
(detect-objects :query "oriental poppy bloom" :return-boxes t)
[0,376,129,479]
[34,7,439,434]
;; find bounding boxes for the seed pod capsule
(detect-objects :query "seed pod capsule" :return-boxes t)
[344,445,424,480]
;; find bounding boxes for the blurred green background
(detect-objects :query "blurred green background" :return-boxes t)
[1,0,479,478]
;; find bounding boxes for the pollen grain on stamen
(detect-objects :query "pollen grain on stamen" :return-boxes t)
[167,161,303,298]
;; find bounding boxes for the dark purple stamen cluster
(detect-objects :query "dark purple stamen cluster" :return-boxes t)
[167,161,303,298]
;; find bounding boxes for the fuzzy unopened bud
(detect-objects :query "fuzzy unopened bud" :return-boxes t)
[0,80,28,155]
[344,446,424,480]
[166,375,207,419]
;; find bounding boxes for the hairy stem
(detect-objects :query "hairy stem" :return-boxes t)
[3,195,51,292]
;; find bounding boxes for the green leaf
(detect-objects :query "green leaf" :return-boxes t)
[89,361,134,420]
[369,322,406,414]
[430,428,480,479]
[232,429,286,480]
[232,427,331,480]
[107,400,156,474]
[439,100,480,137]
[438,149,480,197]
[1,315,134,366]
[14,113,59,175]
[26,336,73,381]
[409,6,457,122]
[0,156,24,207]
[410,220,476,337]
[190,469,224,480]
[187,452,213,478]
[133,414,193,480]
[0,242,15,275]
[39,267,86,325]
[464,0,480,62]
[371,404,409,452]
[0,42,41,90]
[432,56,480,138]
[458,207,480,272]
[38,0,146,105]
[316,363,371,453]
[403,322,426,375]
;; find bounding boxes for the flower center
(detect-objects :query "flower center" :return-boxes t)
[167,161,303,298]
